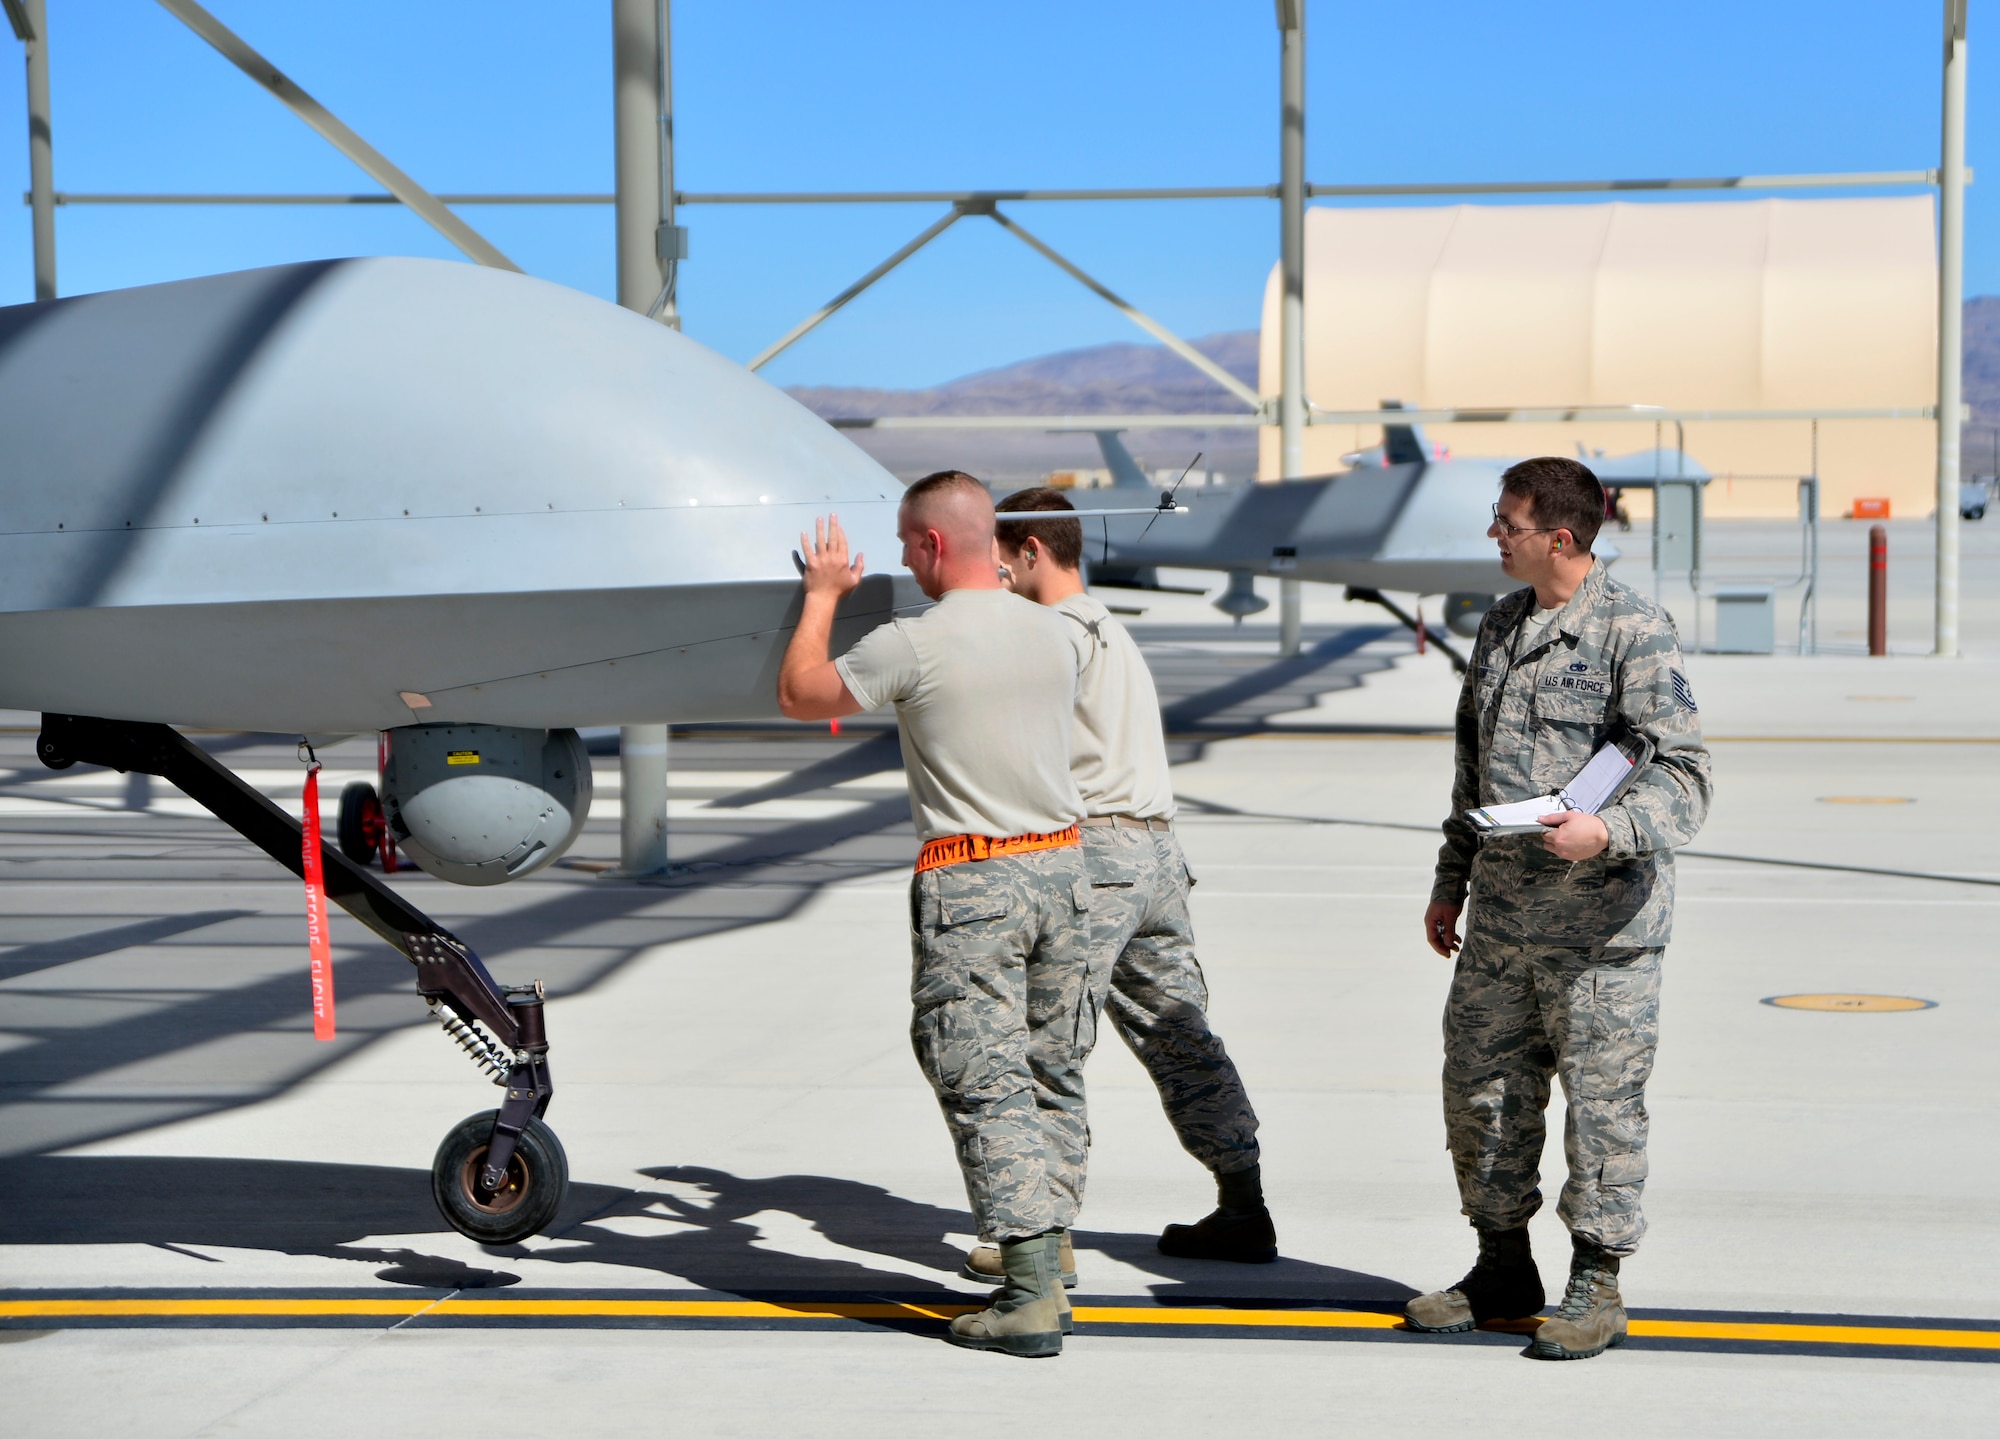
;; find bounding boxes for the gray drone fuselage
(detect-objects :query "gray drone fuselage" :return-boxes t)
[0,257,918,736]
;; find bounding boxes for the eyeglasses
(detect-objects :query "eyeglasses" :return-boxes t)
[1490,504,1560,539]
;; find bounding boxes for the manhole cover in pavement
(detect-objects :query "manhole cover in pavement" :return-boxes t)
[1762,993,1937,1012]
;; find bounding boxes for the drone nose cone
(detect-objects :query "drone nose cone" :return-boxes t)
[0,257,903,607]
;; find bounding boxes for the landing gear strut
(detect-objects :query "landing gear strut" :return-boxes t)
[1344,586,1471,675]
[35,713,568,1245]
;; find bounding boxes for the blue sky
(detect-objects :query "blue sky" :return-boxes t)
[0,1,1985,388]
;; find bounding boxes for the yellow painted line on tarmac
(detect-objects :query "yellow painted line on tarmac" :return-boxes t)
[1076,1306,1400,1331]
[427,1298,973,1321]
[0,1297,974,1322]
[1,1298,434,1318]
[3,1298,1997,1351]
[1629,1318,2000,1351]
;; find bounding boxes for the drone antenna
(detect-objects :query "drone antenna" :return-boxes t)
[1136,450,1202,543]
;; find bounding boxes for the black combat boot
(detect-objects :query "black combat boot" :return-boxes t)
[1157,1164,1278,1263]
[1403,1225,1545,1333]
[1530,1235,1627,1359]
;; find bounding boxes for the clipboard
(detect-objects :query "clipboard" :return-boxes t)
[1465,735,1654,836]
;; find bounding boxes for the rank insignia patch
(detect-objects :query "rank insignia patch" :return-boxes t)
[1672,670,1698,713]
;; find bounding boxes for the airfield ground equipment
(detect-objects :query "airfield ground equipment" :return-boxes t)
[33,712,568,1244]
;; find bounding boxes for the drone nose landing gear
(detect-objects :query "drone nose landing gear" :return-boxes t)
[407,935,567,1244]
[35,713,571,1246]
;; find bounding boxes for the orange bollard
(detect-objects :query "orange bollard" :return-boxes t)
[1867,525,1887,656]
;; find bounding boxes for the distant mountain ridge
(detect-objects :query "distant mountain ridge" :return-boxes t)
[794,304,2000,485]
[787,331,1260,419]
[1960,296,2000,433]
[793,303,2000,424]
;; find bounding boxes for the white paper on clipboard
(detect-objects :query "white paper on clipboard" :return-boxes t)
[1466,743,1637,836]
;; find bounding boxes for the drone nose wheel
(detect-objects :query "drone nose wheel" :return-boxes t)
[431,1110,569,1245]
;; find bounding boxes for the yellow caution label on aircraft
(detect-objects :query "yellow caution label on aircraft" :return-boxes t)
[446,751,480,766]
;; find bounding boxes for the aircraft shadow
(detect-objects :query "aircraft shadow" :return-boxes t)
[0,786,919,1159]
[0,1154,1414,1322]
[0,619,1430,1166]
[701,728,905,809]
[1151,623,1401,733]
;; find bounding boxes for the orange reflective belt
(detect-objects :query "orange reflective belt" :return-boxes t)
[915,824,1081,874]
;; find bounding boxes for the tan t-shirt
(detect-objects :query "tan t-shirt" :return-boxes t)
[1054,592,1176,821]
[1514,602,1565,654]
[836,587,1085,843]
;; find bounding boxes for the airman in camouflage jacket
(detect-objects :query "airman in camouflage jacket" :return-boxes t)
[1432,559,1712,948]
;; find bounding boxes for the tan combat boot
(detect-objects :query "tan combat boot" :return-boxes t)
[1404,1226,1544,1333]
[1530,1237,1627,1359]
[947,1232,1066,1357]
[961,1229,1077,1289]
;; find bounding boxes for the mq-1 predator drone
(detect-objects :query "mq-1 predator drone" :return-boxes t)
[0,257,920,1243]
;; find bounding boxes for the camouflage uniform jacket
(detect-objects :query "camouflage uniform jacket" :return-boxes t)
[1431,558,1712,947]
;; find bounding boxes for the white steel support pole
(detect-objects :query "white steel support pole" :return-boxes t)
[618,727,670,876]
[649,0,684,327]
[22,0,54,299]
[614,0,669,323]
[614,0,672,873]
[1937,0,1968,658]
[1276,1,1307,656]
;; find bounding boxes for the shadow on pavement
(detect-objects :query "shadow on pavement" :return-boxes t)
[2,1155,1415,1313]
[0,1153,630,1291]
[1,620,1412,1164]
[621,1165,1418,1310]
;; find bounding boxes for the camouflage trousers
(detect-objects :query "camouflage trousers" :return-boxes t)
[909,845,1092,1242]
[1081,826,1261,1176]
[1442,935,1662,1256]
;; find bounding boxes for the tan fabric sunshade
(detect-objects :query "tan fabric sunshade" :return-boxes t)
[1259,197,1937,518]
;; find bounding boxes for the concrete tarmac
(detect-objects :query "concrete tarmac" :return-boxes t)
[4,530,1997,1434]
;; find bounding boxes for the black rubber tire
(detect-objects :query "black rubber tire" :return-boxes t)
[336,780,380,865]
[430,1111,569,1245]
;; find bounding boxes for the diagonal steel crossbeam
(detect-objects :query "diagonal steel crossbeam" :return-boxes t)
[747,206,966,371]
[746,201,1267,415]
[984,206,1263,411]
[154,0,519,271]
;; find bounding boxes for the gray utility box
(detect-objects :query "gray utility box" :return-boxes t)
[1714,586,1776,654]
[1653,482,1700,574]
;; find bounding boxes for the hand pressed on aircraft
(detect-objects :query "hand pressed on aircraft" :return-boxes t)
[799,514,865,600]
[777,513,867,722]
[1538,809,1610,861]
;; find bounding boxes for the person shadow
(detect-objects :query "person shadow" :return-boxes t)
[2,1154,1417,1338]
[522,1164,1417,1313]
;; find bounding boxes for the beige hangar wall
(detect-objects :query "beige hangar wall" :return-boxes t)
[1257,197,1938,518]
